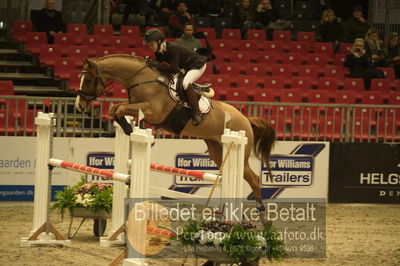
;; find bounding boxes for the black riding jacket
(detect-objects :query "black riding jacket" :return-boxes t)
[155,42,207,73]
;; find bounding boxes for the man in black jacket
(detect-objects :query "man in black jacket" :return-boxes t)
[344,5,370,43]
[344,38,385,90]
[34,0,65,44]
[144,29,208,126]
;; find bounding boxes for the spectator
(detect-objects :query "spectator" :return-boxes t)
[174,24,203,51]
[253,0,288,40]
[168,2,195,38]
[344,38,385,90]
[153,0,176,26]
[364,29,387,67]
[35,0,65,44]
[232,0,254,39]
[310,0,332,20]
[344,5,371,43]
[383,33,400,79]
[319,9,344,54]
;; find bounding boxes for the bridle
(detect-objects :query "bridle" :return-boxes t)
[76,60,167,102]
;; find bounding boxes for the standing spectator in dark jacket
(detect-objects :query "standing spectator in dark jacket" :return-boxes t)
[319,9,344,54]
[153,0,176,26]
[344,5,371,43]
[232,0,254,39]
[168,2,195,37]
[344,38,385,90]
[383,33,400,79]
[35,0,65,44]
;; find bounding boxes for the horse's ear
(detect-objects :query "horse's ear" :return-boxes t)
[82,58,92,68]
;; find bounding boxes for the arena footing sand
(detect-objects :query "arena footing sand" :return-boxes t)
[1,202,399,266]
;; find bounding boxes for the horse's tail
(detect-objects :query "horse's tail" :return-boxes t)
[248,117,276,167]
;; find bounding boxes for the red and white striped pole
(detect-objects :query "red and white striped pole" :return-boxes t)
[48,158,130,183]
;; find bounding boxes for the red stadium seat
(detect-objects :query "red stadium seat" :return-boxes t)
[296,31,315,44]
[67,45,90,60]
[26,32,47,55]
[236,75,261,89]
[209,75,231,88]
[271,64,294,77]
[54,58,78,80]
[231,51,253,63]
[121,25,141,37]
[361,91,384,104]
[225,87,248,101]
[273,30,291,42]
[218,62,242,76]
[334,53,346,65]
[387,91,400,105]
[334,90,356,104]
[307,90,329,103]
[198,28,216,39]
[40,44,62,66]
[209,39,233,51]
[222,29,241,40]
[280,53,303,65]
[370,79,391,92]
[318,78,339,90]
[256,52,279,66]
[109,36,130,49]
[238,40,261,52]
[305,53,328,66]
[314,42,334,57]
[264,41,284,53]
[298,65,319,78]
[54,33,74,55]
[245,63,269,76]
[323,65,344,78]
[289,41,310,54]
[377,117,400,142]
[67,23,88,44]
[12,20,32,42]
[279,89,302,103]
[94,24,114,36]
[344,78,365,91]
[317,116,343,141]
[95,47,117,57]
[291,77,313,91]
[264,76,285,90]
[247,29,266,41]
[253,89,275,102]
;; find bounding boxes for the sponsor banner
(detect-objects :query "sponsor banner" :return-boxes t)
[329,143,400,203]
[0,137,329,201]
[0,137,115,201]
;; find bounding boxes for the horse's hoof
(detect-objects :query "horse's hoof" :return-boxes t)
[115,116,133,135]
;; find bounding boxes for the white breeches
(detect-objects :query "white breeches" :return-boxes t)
[182,63,207,90]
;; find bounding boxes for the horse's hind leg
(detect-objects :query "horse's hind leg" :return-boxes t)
[205,140,269,226]
[243,165,271,227]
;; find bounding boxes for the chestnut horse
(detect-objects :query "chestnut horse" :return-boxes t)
[75,55,275,224]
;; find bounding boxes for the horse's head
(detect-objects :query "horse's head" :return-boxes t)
[75,58,107,113]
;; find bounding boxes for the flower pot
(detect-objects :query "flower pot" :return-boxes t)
[71,207,111,219]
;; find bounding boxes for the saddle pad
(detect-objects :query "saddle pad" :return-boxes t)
[168,75,211,114]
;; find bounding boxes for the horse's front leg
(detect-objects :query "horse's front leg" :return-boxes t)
[109,102,151,135]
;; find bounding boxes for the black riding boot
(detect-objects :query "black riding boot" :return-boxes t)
[185,84,204,126]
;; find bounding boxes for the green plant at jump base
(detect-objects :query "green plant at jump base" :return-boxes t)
[52,177,113,219]
[177,219,286,263]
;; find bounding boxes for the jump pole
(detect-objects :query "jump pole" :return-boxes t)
[21,112,71,247]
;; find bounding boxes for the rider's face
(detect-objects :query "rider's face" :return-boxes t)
[148,41,158,52]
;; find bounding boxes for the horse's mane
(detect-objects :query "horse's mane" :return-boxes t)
[94,54,147,63]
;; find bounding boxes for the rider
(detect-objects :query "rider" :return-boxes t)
[143,28,208,126]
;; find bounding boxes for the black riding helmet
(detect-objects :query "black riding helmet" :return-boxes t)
[143,28,165,44]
